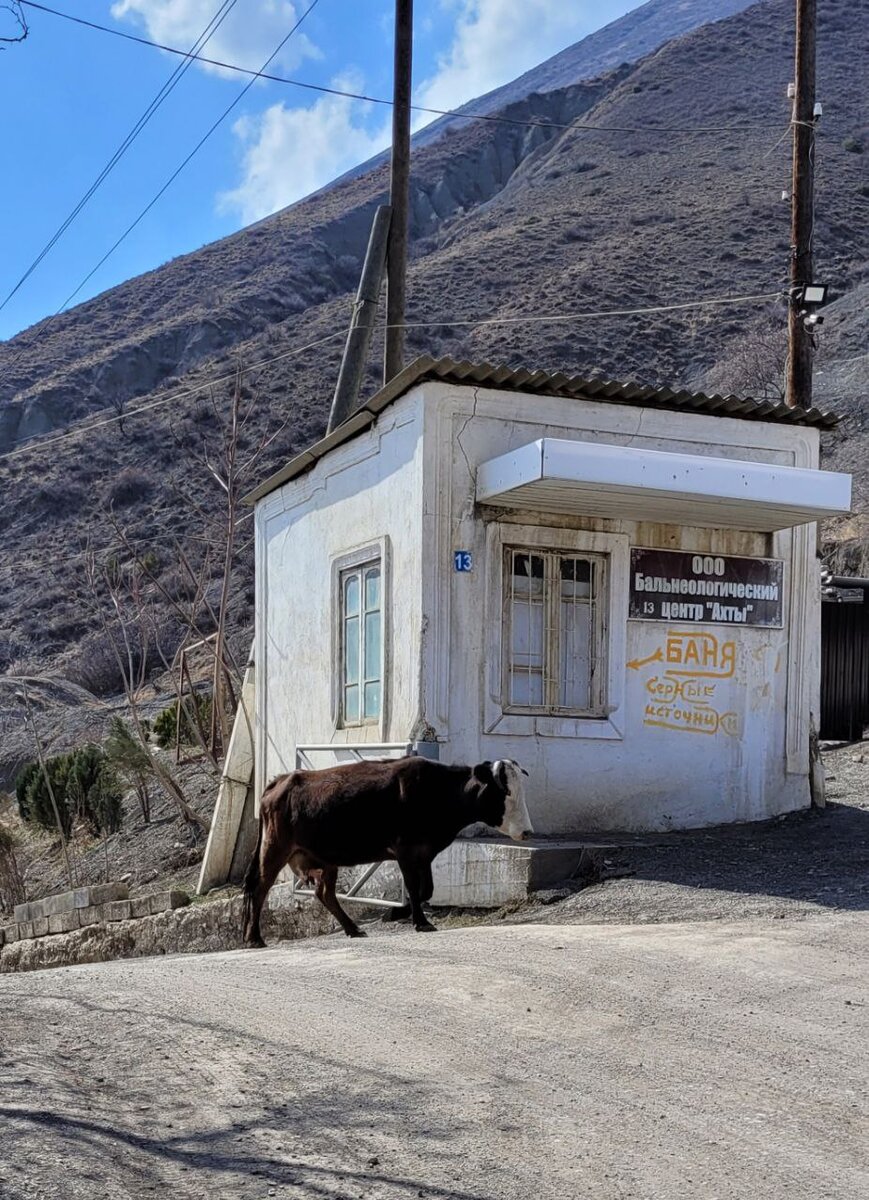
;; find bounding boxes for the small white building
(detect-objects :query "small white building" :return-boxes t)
[243,355,850,842]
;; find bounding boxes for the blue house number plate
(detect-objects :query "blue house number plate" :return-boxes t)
[454,551,473,572]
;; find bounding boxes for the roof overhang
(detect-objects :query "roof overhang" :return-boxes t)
[244,356,841,506]
[476,439,852,532]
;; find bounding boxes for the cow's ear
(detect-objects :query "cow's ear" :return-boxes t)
[473,761,493,784]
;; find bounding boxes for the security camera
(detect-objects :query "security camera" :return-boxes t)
[804,313,824,328]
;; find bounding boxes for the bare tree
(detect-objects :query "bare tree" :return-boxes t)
[167,363,288,756]
[107,389,128,438]
[702,318,788,402]
[83,551,209,833]
[105,716,152,824]
[0,823,26,913]
[0,2,27,45]
[16,682,75,889]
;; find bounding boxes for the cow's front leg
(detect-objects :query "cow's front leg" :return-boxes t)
[397,855,436,932]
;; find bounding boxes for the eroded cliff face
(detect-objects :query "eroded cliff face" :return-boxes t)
[0,70,629,451]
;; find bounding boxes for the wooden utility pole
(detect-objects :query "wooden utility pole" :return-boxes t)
[328,205,392,431]
[786,0,816,409]
[384,0,413,383]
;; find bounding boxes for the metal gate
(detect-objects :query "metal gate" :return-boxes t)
[821,599,869,741]
[289,742,413,909]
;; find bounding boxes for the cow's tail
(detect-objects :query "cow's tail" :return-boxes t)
[242,812,264,941]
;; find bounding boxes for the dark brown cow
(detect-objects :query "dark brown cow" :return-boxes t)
[242,756,532,945]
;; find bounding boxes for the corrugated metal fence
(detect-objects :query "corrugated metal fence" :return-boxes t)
[821,600,869,741]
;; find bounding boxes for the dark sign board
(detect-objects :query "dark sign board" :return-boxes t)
[629,548,784,627]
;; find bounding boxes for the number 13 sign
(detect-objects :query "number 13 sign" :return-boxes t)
[454,551,473,572]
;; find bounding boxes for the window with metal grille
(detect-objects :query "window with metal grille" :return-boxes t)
[504,547,606,715]
[340,560,382,725]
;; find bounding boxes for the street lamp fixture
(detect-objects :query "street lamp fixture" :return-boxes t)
[791,283,829,308]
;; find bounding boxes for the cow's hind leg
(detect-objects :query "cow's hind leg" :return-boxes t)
[382,901,411,922]
[316,866,367,938]
[244,830,287,948]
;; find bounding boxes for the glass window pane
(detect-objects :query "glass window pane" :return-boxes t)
[344,573,360,616]
[513,552,545,580]
[508,549,547,708]
[364,567,380,612]
[344,615,359,686]
[560,556,591,598]
[364,610,381,682]
[363,681,381,719]
[560,600,591,709]
[511,595,545,668]
[344,685,359,723]
[559,556,595,710]
[511,667,544,707]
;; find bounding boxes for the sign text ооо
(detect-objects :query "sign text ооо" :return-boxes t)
[629,548,784,627]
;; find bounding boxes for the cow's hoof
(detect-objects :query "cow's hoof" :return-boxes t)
[347,928,368,938]
[245,937,266,949]
[414,921,437,933]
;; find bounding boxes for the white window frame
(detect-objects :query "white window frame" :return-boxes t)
[502,546,607,717]
[484,523,628,740]
[331,540,390,740]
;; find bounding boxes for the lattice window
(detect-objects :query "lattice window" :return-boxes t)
[340,560,382,726]
[504,547,606,715]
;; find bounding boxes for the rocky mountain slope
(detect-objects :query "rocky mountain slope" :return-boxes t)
[0,0,866,780]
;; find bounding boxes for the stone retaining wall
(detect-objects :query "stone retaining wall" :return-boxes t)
[2,883,190,946]
[0,885,359,974]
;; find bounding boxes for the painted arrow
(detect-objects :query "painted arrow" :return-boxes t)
[626,647,664,671]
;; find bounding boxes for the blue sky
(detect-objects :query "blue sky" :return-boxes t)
[0,1,636,340]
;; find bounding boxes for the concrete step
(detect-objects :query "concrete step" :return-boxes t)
[431,838,614,908]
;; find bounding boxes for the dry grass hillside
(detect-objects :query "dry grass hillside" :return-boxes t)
[0,0,866,787]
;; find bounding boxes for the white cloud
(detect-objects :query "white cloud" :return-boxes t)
[415,0,601,121]
[111,0,320,76]
[219,81,391,224]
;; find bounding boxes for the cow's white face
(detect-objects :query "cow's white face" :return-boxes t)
[493,759,533,841]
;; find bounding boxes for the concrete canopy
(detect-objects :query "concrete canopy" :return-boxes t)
[476,438,852,532]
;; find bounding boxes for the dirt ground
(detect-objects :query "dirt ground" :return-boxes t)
[1,914,866,1200]
[0,744,867,1198]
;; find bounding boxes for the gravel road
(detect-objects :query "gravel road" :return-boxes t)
[1,914,867,1200]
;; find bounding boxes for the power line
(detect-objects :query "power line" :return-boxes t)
[397,291,782,329]
[0,0,241,316]
[20,1,790,137]
[53,0,324,315]
[0,290,782,462]
[0,326,347,461]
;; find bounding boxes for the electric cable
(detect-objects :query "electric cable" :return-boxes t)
[0,289,785,463]
[54,0,323,315]
[19,1,791,138]
[0,0,241,316]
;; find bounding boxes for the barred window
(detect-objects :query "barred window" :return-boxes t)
[504,547,606,715]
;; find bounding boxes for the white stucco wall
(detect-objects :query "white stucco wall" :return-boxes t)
[418,382,821,833]
[254,395,426,801]
[255,379,823,834]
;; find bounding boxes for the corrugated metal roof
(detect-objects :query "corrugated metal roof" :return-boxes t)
[245,355,840,504]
